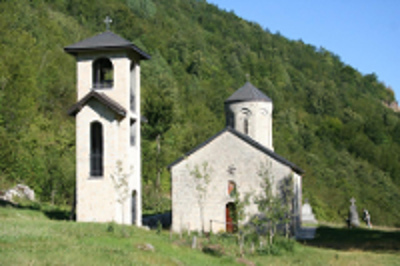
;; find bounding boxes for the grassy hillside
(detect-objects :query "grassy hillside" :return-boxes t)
[0,205,399,265]
[0,0,400,226]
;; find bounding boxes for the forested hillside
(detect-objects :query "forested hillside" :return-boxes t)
[0,0,399,226]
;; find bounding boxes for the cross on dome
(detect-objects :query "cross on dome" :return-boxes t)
[104,16,112,31]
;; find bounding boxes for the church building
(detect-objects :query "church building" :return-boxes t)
[169,82,303,233]
[65,30,150,225]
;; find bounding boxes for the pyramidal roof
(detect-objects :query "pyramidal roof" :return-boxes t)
[64,31,150,60]
[225,82,272,104]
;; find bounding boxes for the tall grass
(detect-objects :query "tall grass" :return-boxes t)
[0,205,399,265]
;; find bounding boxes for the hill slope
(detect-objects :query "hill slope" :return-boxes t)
[0,0,399,226]
[0,205,399,265]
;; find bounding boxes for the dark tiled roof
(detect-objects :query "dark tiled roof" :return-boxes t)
[168,127,304,174]
[64,31,151,60]
[225,82,272,104]
[67,90,127,117]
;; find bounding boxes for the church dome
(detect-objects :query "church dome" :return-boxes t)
[225,82,272,104]
[224,82,274,150]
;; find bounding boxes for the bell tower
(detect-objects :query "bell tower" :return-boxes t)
[65,29,150,225]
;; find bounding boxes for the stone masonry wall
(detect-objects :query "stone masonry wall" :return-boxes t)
[171,131,298,233]
[75,52,141,225]
[76,101,119,223]
[226,101,273,151]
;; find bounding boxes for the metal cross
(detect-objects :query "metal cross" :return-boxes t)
[104,16,112,31]
[350,197,356,206]
[245,73,250,82]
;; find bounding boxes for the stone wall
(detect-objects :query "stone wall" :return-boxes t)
[225,101,273,151]
[171,131,300,233]
[75,52,142,225]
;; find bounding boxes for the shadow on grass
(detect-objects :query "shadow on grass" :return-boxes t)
[0,199,72,221]
[305,226,400,252]
[0,199,17,208]
[42,209,71,220]
[142,211,171,229]
[202,245,224,257]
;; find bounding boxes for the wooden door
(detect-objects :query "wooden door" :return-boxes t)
[226,203,235,233]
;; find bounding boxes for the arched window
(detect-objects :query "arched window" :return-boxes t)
[90,122,103,176]
[228,181,236,197]
[230,112,235,128]
[92,58,113,89]
[260,108,268,116]
[244,118,249,135]
[132,190,137,224]
[240,108,251,135]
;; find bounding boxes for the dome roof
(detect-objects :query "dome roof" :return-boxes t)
[225,82,272,104]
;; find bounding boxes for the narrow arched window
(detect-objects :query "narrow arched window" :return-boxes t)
[240,108,251,135]
[228,181,236,197]
[230,112,235,128]
[132,190,137,224]
[93,58,113,89]
[90,122,103,176]
[244,118,249,135]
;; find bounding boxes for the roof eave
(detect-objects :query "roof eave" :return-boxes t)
[167,128,230,170]
[224,99,272,104]
[67,91,127,118]
[168,127,304,175]
[64,46,151,60]
[228,128,304,174]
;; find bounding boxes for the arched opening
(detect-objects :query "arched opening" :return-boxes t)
[132,190,137,225]
[240,108,251,135]
[227,111,235,128]
[130,120,136,146]
[226,202,237,233]
[228,181,236,197]
[130,62,136,111]
[90,122,103,176]
[244,117,249,135]
[92,57,113,89]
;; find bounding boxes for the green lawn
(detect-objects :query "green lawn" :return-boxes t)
[0,204,399,265]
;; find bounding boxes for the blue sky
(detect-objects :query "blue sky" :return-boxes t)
[208,0,400,102]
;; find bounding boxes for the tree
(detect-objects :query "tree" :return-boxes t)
[189,161,212,234]
[279,174,295,238]
[231,189,251,256]
[252,161,294,245]
[110,160,131,226]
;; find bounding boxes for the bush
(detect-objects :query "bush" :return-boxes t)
[256,236,295,256]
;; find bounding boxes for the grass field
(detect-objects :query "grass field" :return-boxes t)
[0,203,399,265]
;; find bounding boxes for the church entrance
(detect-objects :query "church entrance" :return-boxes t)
[225,202,237,233]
